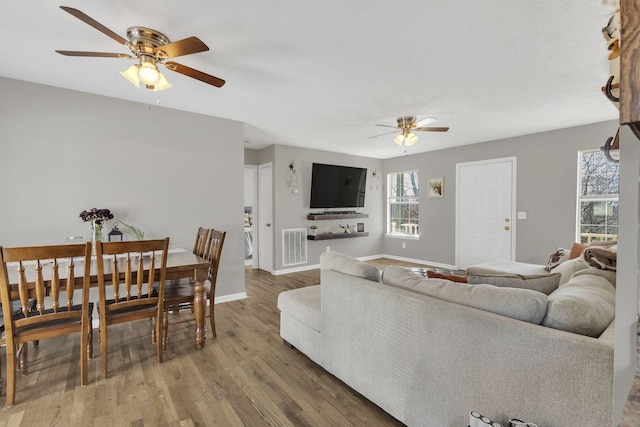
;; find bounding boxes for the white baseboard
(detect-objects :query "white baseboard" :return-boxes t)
[273,264,320,275]
[214,292,247,304]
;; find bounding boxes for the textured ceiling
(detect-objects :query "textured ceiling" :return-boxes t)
[0,1,619,159]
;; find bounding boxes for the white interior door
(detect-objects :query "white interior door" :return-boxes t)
[257,162,273,273]
[456,157,516,269]
[244,165,258,269]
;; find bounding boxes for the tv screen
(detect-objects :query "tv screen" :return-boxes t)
[310,163,367,209]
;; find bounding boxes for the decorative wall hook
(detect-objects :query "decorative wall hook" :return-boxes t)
[601,127,620,163]
[372,168,380,189]
[604,75,620,103]
[289,161,299,194]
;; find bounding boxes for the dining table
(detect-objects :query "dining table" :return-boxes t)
[4,247,211,349]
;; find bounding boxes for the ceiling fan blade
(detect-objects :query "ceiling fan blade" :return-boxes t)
[414,127,449,132]
[165,61,225,87]
[155,37,209,59]
[368,130,399,139]
[415,117,437,127]
[375,124,400,129]
[60,6,128,45]
[56,50,133,59]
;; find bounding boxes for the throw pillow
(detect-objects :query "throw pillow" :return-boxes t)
[542,273,615,337]
[545,247,570,271]
[569,243,588,259]
[569,240,617,260]
[466,272,561,295]
[426,270,467,283]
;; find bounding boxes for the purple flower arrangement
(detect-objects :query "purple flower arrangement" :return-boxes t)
[79,208,114,225]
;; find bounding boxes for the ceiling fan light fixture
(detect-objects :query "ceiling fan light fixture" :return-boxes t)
[138,61,161,85]
[120,64,141,87]
[152,72,172,92]
[394,134,404,145]
[406,132,418,146]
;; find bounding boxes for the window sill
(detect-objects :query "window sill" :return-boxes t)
[385,233,420,240]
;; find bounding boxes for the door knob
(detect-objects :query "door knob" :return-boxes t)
[505,225,510,231]
[505,218,510,222]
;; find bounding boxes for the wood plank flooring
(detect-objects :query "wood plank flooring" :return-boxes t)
[0,260,419,426]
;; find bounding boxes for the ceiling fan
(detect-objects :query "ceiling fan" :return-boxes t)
[369,116,449,146]
[55,6,225,91]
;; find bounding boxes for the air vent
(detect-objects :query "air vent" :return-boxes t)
[282,228,307,267]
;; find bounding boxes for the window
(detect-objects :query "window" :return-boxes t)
[577,150,619,244]
[387,170,419,236]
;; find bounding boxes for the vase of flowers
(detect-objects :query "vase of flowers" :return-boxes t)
[79,208,114,255]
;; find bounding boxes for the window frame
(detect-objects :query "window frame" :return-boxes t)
[386,170,420,239]
[576,149,619,244]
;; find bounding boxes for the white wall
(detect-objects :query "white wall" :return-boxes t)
[0,77,246,299]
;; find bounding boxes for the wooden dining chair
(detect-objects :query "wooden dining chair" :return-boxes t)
[95,238,169,379]
[0,242,93,406]
[162,228,226,347]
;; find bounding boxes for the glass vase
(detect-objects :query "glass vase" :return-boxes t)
[91,221,103,256]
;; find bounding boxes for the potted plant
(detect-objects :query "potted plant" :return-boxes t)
[309,225,318,236]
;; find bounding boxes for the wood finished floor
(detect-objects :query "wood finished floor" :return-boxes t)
[0,259,423,427]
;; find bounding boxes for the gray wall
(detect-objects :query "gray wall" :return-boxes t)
[270,145,383,270]
[0,77,246,299]
[383,120,620,266]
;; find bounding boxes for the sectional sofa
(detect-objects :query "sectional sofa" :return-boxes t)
[277,251,616,426]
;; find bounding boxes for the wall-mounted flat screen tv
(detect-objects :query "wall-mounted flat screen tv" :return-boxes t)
[310,163,367,209]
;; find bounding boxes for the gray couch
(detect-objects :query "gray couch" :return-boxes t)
[277,251,616,426]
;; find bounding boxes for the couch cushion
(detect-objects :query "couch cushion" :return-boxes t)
[542,273,615,338]
[382,266,548,324]
[466,272,560,295]
[552,257,589,286]
[572,267,616,288]
[277,285,321,331]
[320,251,381,282]
[465,260,547,276]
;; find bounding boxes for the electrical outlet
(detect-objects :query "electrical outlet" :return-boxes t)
[326,246,331,252]
[402,242,406,249]
[517,212,527,220]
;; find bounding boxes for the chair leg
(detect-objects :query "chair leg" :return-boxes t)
[151,317,156,344]
[88,316,93,359]
[80,323,88,386]
[163,308,169,351]
[100,324,108,380]
[209,294,216,338]
[157,312,164,363]
[5,343,17,406]
[18,343,28,375]
[0,347,3,397]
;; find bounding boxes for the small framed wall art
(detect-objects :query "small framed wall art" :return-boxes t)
[357,223,365,232]
[427,176,444,198]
